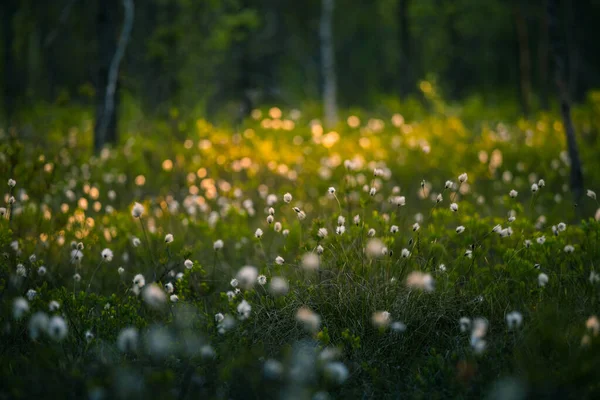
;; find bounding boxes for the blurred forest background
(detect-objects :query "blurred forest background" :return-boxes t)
[1,0,600,149]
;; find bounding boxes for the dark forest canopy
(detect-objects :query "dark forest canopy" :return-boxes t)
[1,0,600,123]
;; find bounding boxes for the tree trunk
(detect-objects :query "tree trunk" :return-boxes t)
[95,0,134,152]
[397,0,411,98]
[547,0,584,202]
[95,0,119,151]
[514,5,532,116]
[320,0,337,128]
[538,2,549,110]
[2,0,18,125]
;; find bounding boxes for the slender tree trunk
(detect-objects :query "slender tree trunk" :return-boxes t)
[547,0,584,202]
[95,0,134,152]
[320,0,337,128]
[397,0,411,98]
[2,0,18,125]
[95,0,118,151]
[538,2,549,110]
[514,5,532,116]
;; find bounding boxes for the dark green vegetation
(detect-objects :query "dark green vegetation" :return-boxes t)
[1,98,600,399]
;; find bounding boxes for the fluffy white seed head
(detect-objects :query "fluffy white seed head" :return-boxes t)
[117,327,139,353]
[295,307,321,332]
[405,271,434,291]
[236,265,259,289]
[301,253,320,271]
[47,316,68,341]
[269,277,289,296]
[142,284,167,308]
[101,248,113,261]
[131,202,145,218]
[538,273,549,287]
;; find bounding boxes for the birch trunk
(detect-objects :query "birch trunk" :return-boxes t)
[320,0,337,128]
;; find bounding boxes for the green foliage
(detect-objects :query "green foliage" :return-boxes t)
[1,104,600,398]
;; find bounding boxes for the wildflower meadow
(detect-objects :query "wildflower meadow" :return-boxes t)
[2,100,600,399]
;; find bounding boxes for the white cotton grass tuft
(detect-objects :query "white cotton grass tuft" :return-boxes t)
[70,249,83,263]
[456,226,465,234]
[142,283,167,309]
[564,245,575,253]
[27,289,37,301]
[509,189,518,198]
[318,228,328,238]
[296,306,321,333]
[366,238,385,258]
[164,233,174,243]
[458,173,468,183]
[450,202,458,212]
[213,239,224,250]
[283,193,292,203]
[263,359,284,380]
[133,274,146,288]
[392,196,406,207]
[531,183,539,193]
[28,312,49,340]
[236,265,259,289]
[301,253,320,271]
[538,272,549,287]
[101,248,114,262]
[184,259,193,269]
[132,237,141,247]
[47,316,68,341]
[117,327,139,353]
[257,275,267,285]
[371,311,391,329]
[470,318,488,354]
[48,300,60,312]
[237,300,252,320]
[269,277,289,296]
[391,321,407,333]
[323,362,349,385]
[587,189,597,200]
[275,256,285,265]
[459,317,471,333]
[131,202,145,218]
[16,264,27,277]
[401,248,411,258]
[405,271,434,292]
[506,311,523,330]
[255,228,263,238]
